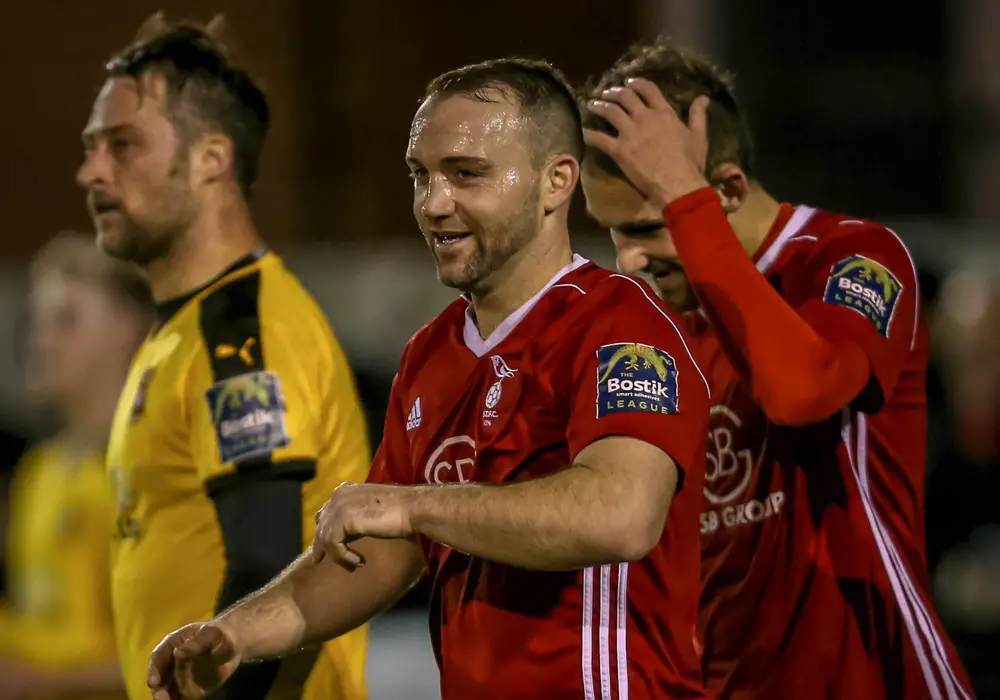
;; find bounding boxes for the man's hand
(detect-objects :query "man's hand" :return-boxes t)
[148,622,242,699]
[312,483,415,570]
[583,78,711,208]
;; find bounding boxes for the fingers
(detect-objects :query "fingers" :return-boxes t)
[625,77,671,110]
[148,632,182,690]
[334,541,365,571]
[310,543,326,564]
[581,129,619,156]
[599,86,646,116]
[314,505,362,571]
[687,95,711,142]
[174,625,232,663]
[586,99,632,136]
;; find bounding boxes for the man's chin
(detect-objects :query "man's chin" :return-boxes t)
[96,227,128,258]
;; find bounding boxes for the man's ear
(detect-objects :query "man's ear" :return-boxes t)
[541,154,580,214]
[709,162,750,214]
[189,133,233,187]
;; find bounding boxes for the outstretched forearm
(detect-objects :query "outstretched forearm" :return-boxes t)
[409,438,676,570]
[218,538,423,661]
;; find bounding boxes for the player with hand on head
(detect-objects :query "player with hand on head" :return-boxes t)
[75,13,371,700]
[148,57,711,700]
[580,38,975,700]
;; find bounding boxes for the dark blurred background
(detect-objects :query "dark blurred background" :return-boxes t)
[0,0,998,697]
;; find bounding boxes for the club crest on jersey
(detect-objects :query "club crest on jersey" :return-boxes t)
[129,368,157,423]
[823,254,902,337]
[205,370,290,464]
[483,355,517,426]
[596,343,678,417]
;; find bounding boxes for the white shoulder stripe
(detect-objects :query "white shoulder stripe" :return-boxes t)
[610,274,711,398]
[884,228,921,351]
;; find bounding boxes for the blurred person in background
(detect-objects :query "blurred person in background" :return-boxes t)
[0,232,153,699]
[147,57,711,700]
[580,39,976,699]
[75,13,371,700]
[926,267,1000,693]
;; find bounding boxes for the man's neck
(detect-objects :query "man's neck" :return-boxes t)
[470,234,574,339]
[728,184,783,260]
[147,198,264,302]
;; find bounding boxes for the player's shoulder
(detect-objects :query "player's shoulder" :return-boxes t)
[565,261,685,328]
[397,297,468,372]
[12,439,58,476]
[200,251,332,340]
[796,208,913,263]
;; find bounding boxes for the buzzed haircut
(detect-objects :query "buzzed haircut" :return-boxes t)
[105,13,270,198]
[424,57,584,167]
[582,37,754,180]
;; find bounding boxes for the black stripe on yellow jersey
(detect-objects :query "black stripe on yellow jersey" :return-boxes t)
[107,251,371,700]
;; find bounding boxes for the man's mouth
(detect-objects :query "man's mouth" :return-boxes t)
[89,198,122,216]
[433,231,472,249]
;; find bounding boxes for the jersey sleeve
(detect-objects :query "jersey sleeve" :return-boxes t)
[187,274,321,489]
[796,225,920,402]
[366,371,413,485]
[565,279,710,484]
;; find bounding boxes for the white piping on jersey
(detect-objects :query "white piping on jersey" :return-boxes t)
[883,227,921,351]
[582,563,630,700]
[842,412,971,700]
[610,274,711,398]
[755,205,817,275]
[462,254,589,358]
[757,205,920,352]
[551,283,587,295]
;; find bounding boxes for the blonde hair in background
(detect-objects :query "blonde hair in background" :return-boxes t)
[30,232,155,318]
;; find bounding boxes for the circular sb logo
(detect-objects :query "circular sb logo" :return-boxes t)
[703,404,766,505]
[425,435,477,485]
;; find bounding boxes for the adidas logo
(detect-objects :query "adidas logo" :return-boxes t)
[406,397,422,431]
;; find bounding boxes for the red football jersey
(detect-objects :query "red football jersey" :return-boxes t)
[368,256,711,700]
[691,205,974,699]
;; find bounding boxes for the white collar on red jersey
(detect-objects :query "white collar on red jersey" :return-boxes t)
[462,254,590,358]
[755,205,817,275]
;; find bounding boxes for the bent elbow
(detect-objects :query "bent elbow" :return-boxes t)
[758,387,842,427]
[596,510,665,563]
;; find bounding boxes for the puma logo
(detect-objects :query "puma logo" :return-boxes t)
[214,337,257,366]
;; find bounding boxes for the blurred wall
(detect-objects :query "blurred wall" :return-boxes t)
[0,0,640,261]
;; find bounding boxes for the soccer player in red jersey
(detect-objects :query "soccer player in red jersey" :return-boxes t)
[580,40,976,700]
[146,58,711,700]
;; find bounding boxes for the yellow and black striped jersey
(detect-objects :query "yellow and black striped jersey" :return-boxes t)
[107,250,370,700]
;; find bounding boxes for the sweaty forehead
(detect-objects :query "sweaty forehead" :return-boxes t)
[581,165,661,227]
[407,93,530,161]
[83,74,170,136]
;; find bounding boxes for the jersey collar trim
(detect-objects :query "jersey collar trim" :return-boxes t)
[462,254,590,358]
[755,205,817,275]
[154,248,269,326]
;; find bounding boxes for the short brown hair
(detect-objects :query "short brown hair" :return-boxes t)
[31,232,155,319]
[424,57,584,166]
[105,13,269,198]
[582,38,754,179]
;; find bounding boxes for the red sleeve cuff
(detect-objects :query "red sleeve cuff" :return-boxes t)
[662,187,721,230]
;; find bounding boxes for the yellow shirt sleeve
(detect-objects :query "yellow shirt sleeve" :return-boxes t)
[187,318,324,487]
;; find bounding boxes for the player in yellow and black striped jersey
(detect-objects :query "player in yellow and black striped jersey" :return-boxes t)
[75,14,371,700]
